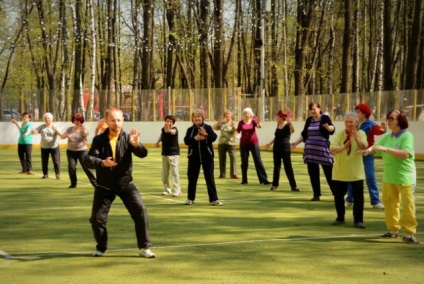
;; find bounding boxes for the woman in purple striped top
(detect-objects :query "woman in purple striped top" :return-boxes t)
[291,102,335,201]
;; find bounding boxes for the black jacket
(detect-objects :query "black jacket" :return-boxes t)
[184,123,217,162]
[301,114,335,142]
[84,128,148,190]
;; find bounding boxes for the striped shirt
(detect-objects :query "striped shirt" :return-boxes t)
[303,118,333,165]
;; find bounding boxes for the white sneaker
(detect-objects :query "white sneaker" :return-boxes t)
[139,248,156,258]
[209,200,223,206]
[373,203,384,209]
[162,188,171,195]
[173,192,181,197]
[93,250,106,257]
[185,199,194,205]
[345,201,353,206]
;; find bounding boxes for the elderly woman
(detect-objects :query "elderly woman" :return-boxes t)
[213,110,239,179]
[265,110,299,191]
[32,112,63,179]
[60,113,96,188]
[184,109,222,206]
[11,112,34,175]
[291,102,335,201]
[360,110,419,244]
[346,103,386,209]
[156,115,181,197]
[236,107,270,185]
[330,112,368,228]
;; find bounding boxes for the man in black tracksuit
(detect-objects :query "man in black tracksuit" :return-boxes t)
[83,107,155,258]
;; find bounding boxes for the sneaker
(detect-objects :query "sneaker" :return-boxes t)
[173,192,181,197]
[379,232,399,238]
[93,250,106,257]
[26,171,35,175]
[231,175,240,179]
[345,201,353,206]
[41,175,48,179]
[139,248,156,258]
[354,222,366,229]
[332,220,345,225]
[56,175,60,179]
[372,203,384,209]
[402,235,420,244]
[185,199,194,205]
[270,186,278,191]
[291,187,300,192]
[261,181,271,185]
[19,171,26,174]
[209,200,223,206]
[311,196,320,201]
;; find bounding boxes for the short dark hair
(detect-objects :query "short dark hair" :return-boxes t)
[165,115,176,124]
[72,113,85,124]
[387,109,408,129]
[22,112,31,118]
[308,102,321,110]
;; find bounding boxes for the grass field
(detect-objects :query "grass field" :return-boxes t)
[1,147,423,283]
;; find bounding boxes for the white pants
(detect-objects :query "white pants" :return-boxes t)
[162,155,181,195]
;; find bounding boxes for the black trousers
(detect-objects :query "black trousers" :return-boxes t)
[90,184,152,252]
[18,143,32,172]
[333,180,364,223]
[41,147,60,176]
[307,163,334,197]
[187,157,218,202]
[66,149,96,187]
[240,145,268,184]
[272,149,297,189]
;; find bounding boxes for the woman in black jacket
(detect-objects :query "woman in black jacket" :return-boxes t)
[291,102,335,201]
[184,109,222,206]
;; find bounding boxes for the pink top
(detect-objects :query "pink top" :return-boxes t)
[237,119,259,146]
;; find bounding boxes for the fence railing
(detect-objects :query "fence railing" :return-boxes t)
[2,88,424,122]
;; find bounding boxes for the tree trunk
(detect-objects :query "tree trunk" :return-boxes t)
[404,0,424,89]
[340,0,353,94]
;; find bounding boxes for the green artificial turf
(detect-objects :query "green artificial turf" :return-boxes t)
[0,147,423,283]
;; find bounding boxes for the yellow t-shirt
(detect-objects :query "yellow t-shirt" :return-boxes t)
[331,130,368,181]
[109,135,118,160]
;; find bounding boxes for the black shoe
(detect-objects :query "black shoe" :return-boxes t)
[270,186,278,191]
[68,185,76,189]
[332,220,345,225]
[310,196,320,201]
[291,187,300,192]
[241,182,248,185]
[56,175,60,179]
[354,222,366,229]
[41,175,48,179]
[261,181,271,185]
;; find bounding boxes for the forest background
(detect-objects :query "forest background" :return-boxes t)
[0,0,424,121]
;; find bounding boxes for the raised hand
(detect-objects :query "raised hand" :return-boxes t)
[129,128,141,147]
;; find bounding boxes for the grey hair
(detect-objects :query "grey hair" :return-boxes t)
[43,112,53,120]
[344,111,359,123]
[191,109,205,121]
[242,107,254,116]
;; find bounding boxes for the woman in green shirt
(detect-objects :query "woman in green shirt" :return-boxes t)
[359,109,419,244]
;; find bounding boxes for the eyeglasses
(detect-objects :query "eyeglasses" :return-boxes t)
[386,116,398,122]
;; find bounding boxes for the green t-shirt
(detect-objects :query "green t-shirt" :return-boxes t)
[331,129,367,181]
[18,122,33,145]
[375,131,416,185]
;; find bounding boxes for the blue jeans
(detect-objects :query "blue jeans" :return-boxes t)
[346,155,381,205]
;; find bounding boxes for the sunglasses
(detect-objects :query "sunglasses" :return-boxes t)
[386,116,398,122]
